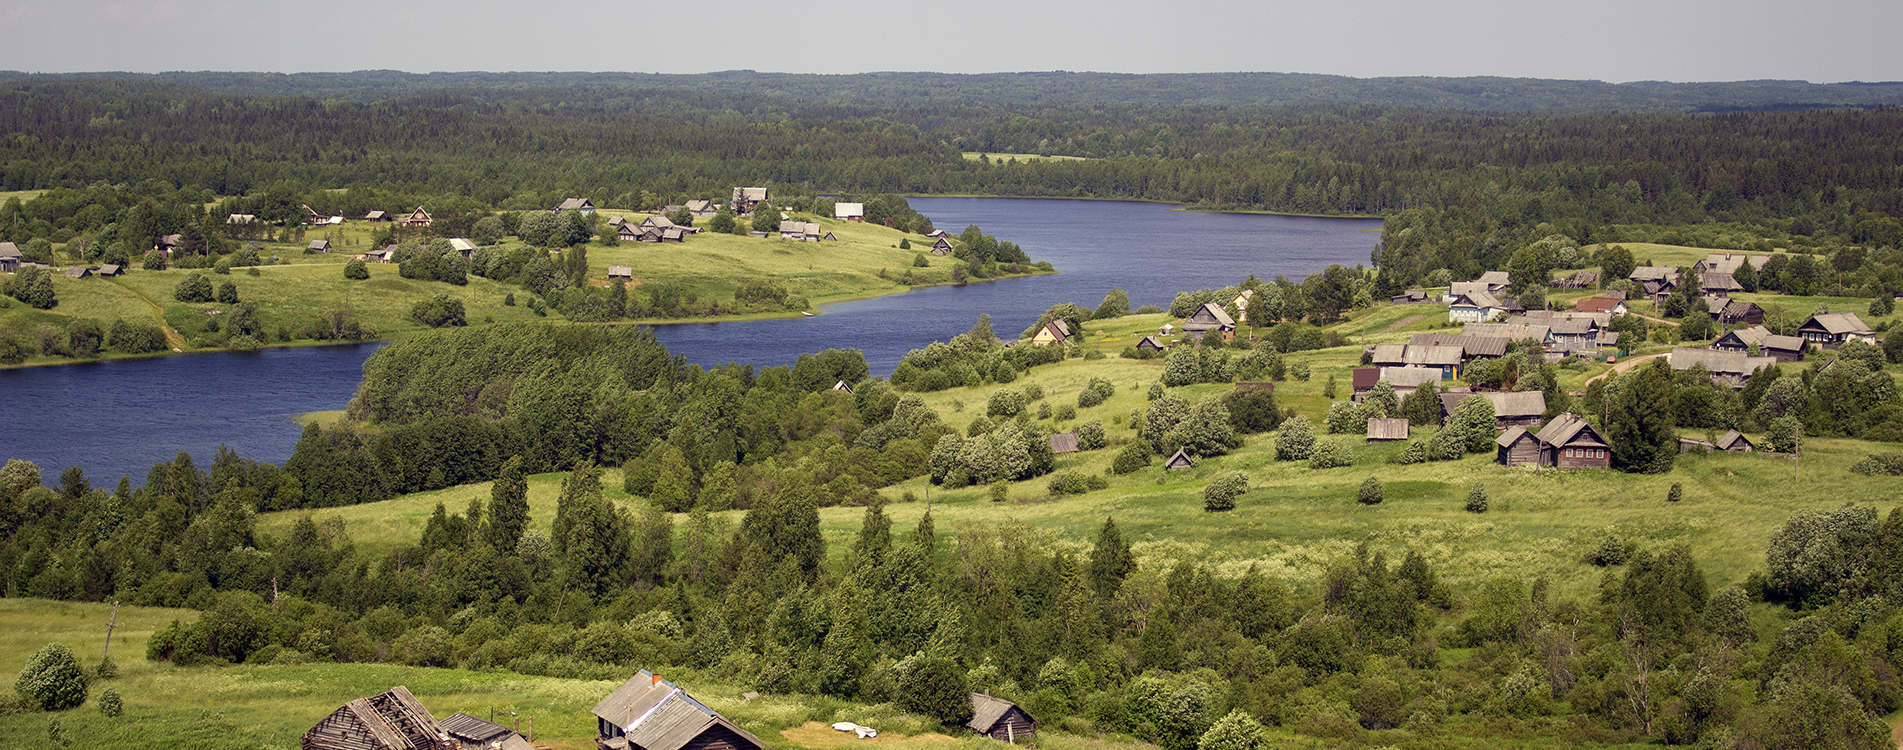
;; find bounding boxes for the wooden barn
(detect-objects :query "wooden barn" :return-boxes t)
[967,693,1036,744]
[302,686,452,750]
[1136,335,1166,352]
[1183,302,1237,342]
[1048,433,1079,454]
[1367,418,1410,442]
[403,207,433,228]
[439,712,531,750]
[1164,448,1195,470]
[0,241,19,272]
[1495,426,1543,466]
[930,237,954,255]
[731,187,769,213]
[309,239,332,253]
[591,670,764,750]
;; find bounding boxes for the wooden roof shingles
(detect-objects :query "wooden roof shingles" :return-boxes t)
[1049,433,1079,454]
[1367,418,1410,441]
[591,671,763,750]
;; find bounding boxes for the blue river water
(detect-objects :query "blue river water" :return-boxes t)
[0,198,1380,482]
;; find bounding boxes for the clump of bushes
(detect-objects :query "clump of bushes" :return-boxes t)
[1204,471,1249,512]
[1357,477,1384,505]
[1465,482,1488,513]
[1587,534,1635,566]
[1850,452,1903,476]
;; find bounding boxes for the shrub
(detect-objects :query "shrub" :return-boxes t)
[1850,452,1903,476]
[1274,418,1316,461]
[343,259,369,279]
[987,389,1028,418]
[1048,472,1091,496]
[141,251,167,271]
[1290,361,1311,381]
[1111,441,1152,474]
[989,481,1008,503]
[1023,383,1044,401]
[1666,483,1683,502]
[896,656,973,726]
[1147,382,1163,401]
[1204,471,1249,512]
[14,643,89,711]
[173,273,214,303]
[411,295,467,328]
[1055,404,1077,421]
[1465,482,1488,513]
[1400,440,1429,465]
[1587,534,1634,566]
[216,280,240,304]
[97,688,121,718]
[1308,439,1352,469]
[1357,477,1384,505]
[1076,420,1106,450]
[1037,401,1053,420]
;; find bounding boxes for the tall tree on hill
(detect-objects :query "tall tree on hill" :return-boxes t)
[1599,245,1636,285]
[1089,517,1136,600]
[1608,361,1678,474]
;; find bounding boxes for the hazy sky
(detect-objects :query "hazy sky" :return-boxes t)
[3,0,1899,83]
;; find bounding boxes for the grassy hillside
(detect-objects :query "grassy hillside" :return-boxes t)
[2,211,1037,367]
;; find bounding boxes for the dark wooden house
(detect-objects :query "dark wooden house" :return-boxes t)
[1439,391,1546,429]
[1495,426,1543,467]
[63,266,92,279]
[591,671,764,750]
[1183,303,1237,342]
[608,266,634,281]
[1534,413,1611,469]
[1164,448,1195,470]
[364,210,391,222]
[403,207,433,228]
[1715,430,1755,452]
[1798,312,1875,348]
[0,241,19,272]
[1712,325,1803,363]
[731,187,769,213]
[1136,335,1166,352]
[309,239,332,253]
[302,686,452,750]
[556,198,597,214]
[439,712,531,750]
[930,237,954,256]
[967,693,1036,744]
[96,263,123,277]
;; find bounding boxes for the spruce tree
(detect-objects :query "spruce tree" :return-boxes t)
[485,456,529,552]
[1609,361,1678,474]
[1088,517,1136,598]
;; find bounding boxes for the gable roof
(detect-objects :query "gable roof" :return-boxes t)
[685,199,715,212]
[1700,272,1744,292]
[308,240,331,250]
[1534,413,1607,448]
[1379,367,1443,389]
[447,238,478,253]
[1716,430,1754,451]
[733,187,768,203]
[1801,312,1872,335]
[1449,281,1487,298]
[439,712,518,746]
[1049,433,1079,454]
[1463,323,1550,342]
[1443,390,1547,418]
[1450,291,1502,309]
[1164,448,1194,469]
[1629,266,1678,282]
[1185,303,1236,328]
[556,198,594,211]
[968,693,1027,733]
[1574,296,1624,314]
[1367,418,1410,440]
[307,686,448,750]
[1408,332,1510,358]
[1137,335,1166,350]
[834,202,865,218]
[0,241,18,259]
[1476,270,1511,287]
[364,210,388,220]
[1352,367,1380,390]
[1495,425,1534,448]
[607,265,633,278]
[1670,347,1777,376]
[1716,325,1803,353]
[591,671,762,750]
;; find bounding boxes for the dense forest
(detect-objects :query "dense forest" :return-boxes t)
[5,323,1903,749]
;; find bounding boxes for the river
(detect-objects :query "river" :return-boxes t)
[0,198,1380,482]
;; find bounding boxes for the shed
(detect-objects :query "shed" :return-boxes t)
[1715,430,1755,452]
[832,380,854,393]
[967,693,1036,744]
[555,198,597,213]
[440,713,531,750]
[591,670,764,750]
[747,231,769,239]
[63,266,92,279]
[1049,433,1079,454]
[1367,418,1410,442]
[1440,390,1547,429]
[448,238,479,259]
[301,685,451,750]
[309,239,332,252]
[930,237,954,255]
[1164,448,1195,470]
[96,263,123,277]
[363,210,390,222]
[1136,335,1166,352]
[0,241,19,272]
[834,202,865,221]
[1495,426,1542,466]
[607,266,634,280]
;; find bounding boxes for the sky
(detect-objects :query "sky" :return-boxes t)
[3,0,1900,83]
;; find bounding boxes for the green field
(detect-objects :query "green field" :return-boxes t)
[2,211,1043,367]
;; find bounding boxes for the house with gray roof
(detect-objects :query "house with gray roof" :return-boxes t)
[968,693,1036,743]
[591,671,763,750]
[0,241,21,272]
[731,187,768,213]
[1183,303,1237,341]
[1669,347,1777,388]
[1712,325,1803,362]
[1367,418,1410,442]
[834,202,865,221]
[1448,291,1505,323]
[1463,322,1553,346]
[440,713,531,750]
[1797,312,1874,348]
[555,198,596,213]
[1440,390,1547,429]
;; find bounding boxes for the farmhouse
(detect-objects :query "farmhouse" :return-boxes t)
[591,671,764,750]
[1447,291,1505,323]
[1390,289,1431,305]
[731,187,768,213]
[930,237,954,255]
[968,693,1037,743]
[1463,322,1554,347]
[1496,413,1611,468]
[1031,320,1071,347]
[154,234,181,254]
[1669,347,1777,388]
[1408,333,1510,362]
[685,200,718,218]
[555,198,596,213]
[1699,272,1744,296]
[404,207,433,228]
[780,221,822,242]
[1712,325,1804,362]
[833,380,854,393]
[1231,288,1255,323]
[440,713,531,750]
[1797,312,1874,348]
[1182,303,1237,341]
[448,238,478,259]
[1440,390,1547,429]
[834,202,865,221]
[1694,252,1768,277]
[0,241,20,272]
[1136,335,1167,352]
[302,686,451,750]
[1368,344,1462,376]
[1710,298,1764,326]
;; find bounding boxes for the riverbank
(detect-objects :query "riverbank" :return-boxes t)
[908,191,1389,220]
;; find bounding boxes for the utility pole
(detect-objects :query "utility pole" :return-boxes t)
[102,602,119,663]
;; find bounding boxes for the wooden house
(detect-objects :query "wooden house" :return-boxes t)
[619,224,646,242]
[1715,430,1755,452]
[1475,270,1511,292]
[607,215,627,227]
[1164,448,1194,470]
[1694,253,1767,277]
[439,713,531,750]
[930,237,954,256]
[1574,296,1628,316]
[1379,367,1444,394]
[227,213,257,225]
[967,693,1036,744]
[748,231,769,239]
[1711,325,1803,362]
[309,239,332,253]
[1136,335,1166,352]
[1183,303,1237,341]
[1551,270,1600,289]
[63,266,92,279]
[1409,333,1509,362]
[685,200,718,218]
[403,208,433,228]
[820,231,838,241]
[1495,426,1544,466]
[555,198,596,214]
[1535,413,1611,469]
[925,229,950,238]
[780,221,822,242]
[1351,368,1380,399]
[1699,272,1743,296]
[1714,299,1764,326]
[608,266,634,281]
[1447,291,1505,323]
[731,187,769,213]
[1369,344,1462,377]
[1440,391,1547,429]
[1048,433,1079,454]
[448,239,478,259]
[302,686,451,750]
[1367,418,1410,442]
[1031,320,1071,347]
[363,210,391,222]
[1463,322,1553,347]
[364,246,396,263]
[832,380,854,393]
[591,671,764,750]
[96,263,123,277]
[1798,312,1874,348]
[1670,347,1778,388]
[1231,288,1255,323]
[1390,289,1431,305]
[0,241,21,272]
[834,202,865,221]
[155,234,181,254]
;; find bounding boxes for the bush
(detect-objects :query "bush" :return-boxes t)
[1076,420,1106,450]
[1587,534,1634,566]
[1048,472,1091,496]
[1275,418,1317,461]
[343,259,369,279]
[1289,360,1311,381]
[1308,439,1352,469]
[1465,482,1488,513]
[14,643,89,711]
[1078,377,1116,408]
[988,481,1008,502]
[987,389,1028,417]
[411,295,467,328]
[1667,482,1683,502]
[216,280,240,304]
[896,656,973,726]
[97,688,121,718]
[1111,441,1152,474]
[1204,471,1249,512]
[1850,452,1903,476]
[1054,404,1076,421]
[1357,477,1384,505]
[141,251,167,271]
[173,273,214,303]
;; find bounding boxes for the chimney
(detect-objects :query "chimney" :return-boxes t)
[652,674,664,687]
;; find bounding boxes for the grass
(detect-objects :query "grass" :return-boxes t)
[3,212,1045,367]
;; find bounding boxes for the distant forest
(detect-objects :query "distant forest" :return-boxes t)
[2,74,1901,292]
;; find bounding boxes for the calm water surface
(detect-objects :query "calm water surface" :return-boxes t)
[0,198,1379,481]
